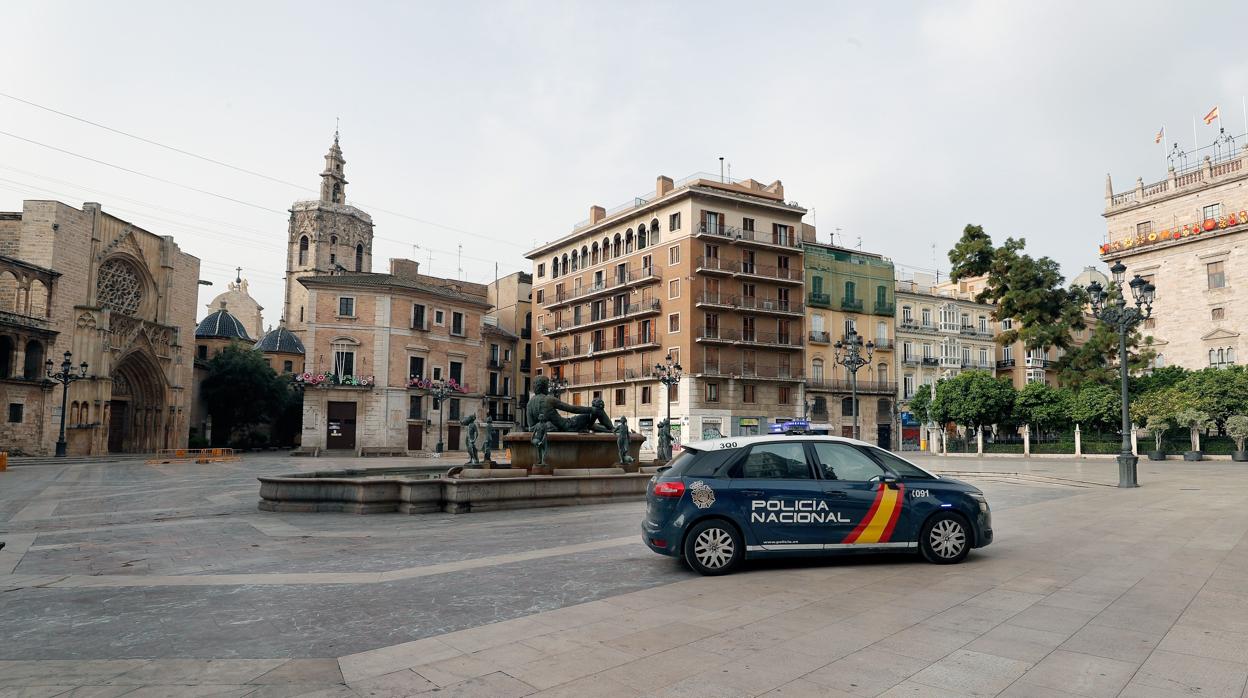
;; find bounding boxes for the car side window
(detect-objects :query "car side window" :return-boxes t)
[736,442,812,479]
[869,447,935,479]
[811,443,885,482]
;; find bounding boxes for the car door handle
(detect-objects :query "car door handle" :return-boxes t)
[740,490,766,497]
[823,490,848,498]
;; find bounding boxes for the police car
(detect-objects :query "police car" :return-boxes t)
[642,435,992,575]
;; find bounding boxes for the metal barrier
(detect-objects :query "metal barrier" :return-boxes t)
[146,448,242,464]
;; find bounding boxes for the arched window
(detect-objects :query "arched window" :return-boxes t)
[650,218,660,236]
[561,254,569,276]
[1210,349,1218,366]
[625,229,634,253]
[602,237,611,261]
[355,243,364,272]
[551,256,560,278]
[22,339,44,379]
[298,236,309,265]
[330,235,338,246]
[1229,347,1237,364]
[877,362,888,382]
[811,357,824,382]
[613,234,622,257]
[637,224,647,249]
[571,250,579,271]
[841,396,858,417]
[591,243,599,265]
[581,245,588,264]
[332,182,341,202]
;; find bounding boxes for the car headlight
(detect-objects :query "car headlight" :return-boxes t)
[968,492,990,512]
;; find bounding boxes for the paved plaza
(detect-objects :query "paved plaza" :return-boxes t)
[2,454,1248,696]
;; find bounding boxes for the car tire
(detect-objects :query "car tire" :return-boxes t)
[683,519,743,576]
[919,512,971,564]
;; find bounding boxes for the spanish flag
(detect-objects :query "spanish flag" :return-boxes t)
[1204,106,1220,125]
[1155,127,1164,144]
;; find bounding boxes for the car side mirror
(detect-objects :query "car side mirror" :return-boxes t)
[878,475,899,488]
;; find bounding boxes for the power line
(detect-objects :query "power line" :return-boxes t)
[0,93,530,250]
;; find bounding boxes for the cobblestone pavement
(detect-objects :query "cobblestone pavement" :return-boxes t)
[1,453,1247,696]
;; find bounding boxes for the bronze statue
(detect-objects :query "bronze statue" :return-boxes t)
[656,417,673,461]
[615,416,634,465]
[531,420,549,466]
[525,375,614,434]
[462,414,480,464]
[481,415,493,463]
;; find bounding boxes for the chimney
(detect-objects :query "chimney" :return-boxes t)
[763,180,785,200]
[589,205,606,225]
[389,258,421,279]
[656,176,673,197]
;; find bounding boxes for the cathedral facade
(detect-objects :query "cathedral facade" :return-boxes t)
[0,201,199,455]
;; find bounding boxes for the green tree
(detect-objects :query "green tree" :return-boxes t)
[948,225,1087,351]
[1175,408,1214,453]
[1175,366,1248,430]
[1013,382,1072,436]
[200,344,287,446]
[1131,385,1186,427]
[933,370,1016,436]
[1069,383,1119,433]
[1131,365,1188,397]
[908,383,934,424]
[1226,414,1248,453]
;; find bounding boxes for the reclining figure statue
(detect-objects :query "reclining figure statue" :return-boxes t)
[525,375,614,435]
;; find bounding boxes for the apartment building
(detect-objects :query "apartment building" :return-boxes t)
[895,272,997,409]
[486,271,533,435]
[527,173,809,453]
[1102,141,1248,370]
[802,240,897,446]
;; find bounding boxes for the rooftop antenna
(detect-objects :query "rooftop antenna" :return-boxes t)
[834,227,843,246]
[856,236,862,250]
[334,116,340,141]
[415,243,433,272]
[457,244,464,281]
[718,157,724,183]
[727,161,731,182]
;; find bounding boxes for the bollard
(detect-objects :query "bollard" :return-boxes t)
[0,451,6,471]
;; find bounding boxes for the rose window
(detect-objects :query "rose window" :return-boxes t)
[96,259,143,316]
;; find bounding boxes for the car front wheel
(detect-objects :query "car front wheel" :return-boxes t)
[919,512,970,564]
[683,519,743,576]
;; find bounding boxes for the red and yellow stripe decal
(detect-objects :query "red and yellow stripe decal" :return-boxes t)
[842,483,905,544]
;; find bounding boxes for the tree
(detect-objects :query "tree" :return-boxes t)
[908,384,934,424]
[1144,415,1170,453]
[200,344,288,446]
[948,225,1087,351]
[1132,365,1188,397]
[933,370,1016,436]
[1013,382,1072,436]
[1056,317,1154,390]
[1226,415,1248,454]
[1175,408,1214,453]
[1175,366,1248,430]
[1069,383,1119,433]
[1131,385,1186,428]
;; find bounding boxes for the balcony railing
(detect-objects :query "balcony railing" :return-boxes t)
[807,292,830,307]
[540,331,660,362]
[734,263,803,283]
[841,298,864,312]
[809,330,831,344]
[520,327,531,339]
[696,292,737,308]
[902,355,922,365]
[694,255,734,274]
[0,309,51,331]
[695,326,737,342]
[520,359,531,372]
[996,359,1015,369]
[939,356,961,367]
[567,367,655,386]
[873,302,896,316]
[922,357,939,366]
[698,363,803,380]
[872,339,894,350]
[541,299,661,335]
[546,267,662,307]
[692,327,800,348]
[695,223,803,249]
[806,379,898,395]
[736,296,802,314]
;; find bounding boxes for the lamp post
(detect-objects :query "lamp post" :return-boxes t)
[45,350,88,457]
[654,352,683,435]
[427,378,454,454]
[549,376,569,398]
[834,328,874,440]
[1086,260,1155,488]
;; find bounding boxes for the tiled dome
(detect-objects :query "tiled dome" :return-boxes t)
[195,302,251,340]
[254,324,306,355]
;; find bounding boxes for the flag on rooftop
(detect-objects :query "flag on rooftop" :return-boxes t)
[1155,127,1164,144]
[1204,105,1220,125]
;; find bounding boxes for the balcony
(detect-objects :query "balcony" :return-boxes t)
[902,355,921,365]
[487,411,515,423]
[545,266,662,308]
[872,339,894,351]
[694,255,735,275]
[807,292,831,308]
[520,359,531,372]
[699,363,802,380]
[922,357,939,366]
[542,299,661,336]
[996,359,1015,369]
[739,331,803,350]
[939,356,961,367]
[520,327,531,340]
[567,367,654,386]
[694,223,803,250]
[809,330,831,344]
[1025,357,1052,368]
[695,292,737,310]
[806,379,898,395]
[736,296,802,316]
[733,262,803,285]
[873,302,895,317]
[0,309,52,332]
[485,386,511,398]
[542,331,660,363]
[695,326,737,344]
[841,298,864,312]
[487,357,506,370]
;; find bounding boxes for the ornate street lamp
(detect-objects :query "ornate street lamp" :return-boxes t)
[833,328,874,440]
[654,352,683,436]
[548,376,569,398]
[1086,259,1155,488]
[45,351,89,457]
[425,377,455,454]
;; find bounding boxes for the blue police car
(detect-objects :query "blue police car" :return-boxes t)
[642,435,992,575]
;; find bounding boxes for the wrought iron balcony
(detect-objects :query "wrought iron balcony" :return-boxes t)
[806,379,898,395]
[807,292,831,308]
[809,330,831,344]
[841,298,864,312]
[873,302,896,316]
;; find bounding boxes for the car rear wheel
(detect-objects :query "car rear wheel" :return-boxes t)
[919,512,970,564]
[683,519,743,576]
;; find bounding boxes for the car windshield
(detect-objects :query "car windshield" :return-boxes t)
[869,447,936,479]
[660,449,700,476]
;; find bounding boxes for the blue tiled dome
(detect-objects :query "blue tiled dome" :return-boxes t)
[254,324,306,354]
[195,304,251,340]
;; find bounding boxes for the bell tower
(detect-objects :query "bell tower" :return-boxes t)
[282,132,375,341]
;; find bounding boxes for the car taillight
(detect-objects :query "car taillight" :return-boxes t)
[652,481,685,498]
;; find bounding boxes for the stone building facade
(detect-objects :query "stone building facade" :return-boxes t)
[527,173,808,455]
[0,201,199,454]
[282,134,374,341]
[895,272,997,407]
[1102,147,1248,370]
[802,239,897,446]
[296,259,494,454]
[486,271,533,433]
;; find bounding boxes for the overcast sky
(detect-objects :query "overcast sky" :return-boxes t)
[2,1,1247,324]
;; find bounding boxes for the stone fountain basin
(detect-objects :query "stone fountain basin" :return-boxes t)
[258,467,653,515]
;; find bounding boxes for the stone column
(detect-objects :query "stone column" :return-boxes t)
[1023,424,1031,457]
[1130,427,1138,456]
[1074,424,1082,458]
[976,426,983,456]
